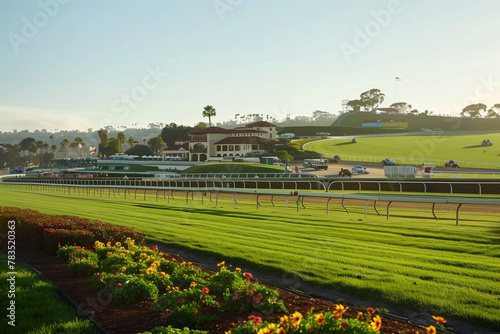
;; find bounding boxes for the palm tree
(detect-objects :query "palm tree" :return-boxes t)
[73,137,85,157]
[127,136,135,149]
[202,105,216,127]
[60,139,69,158]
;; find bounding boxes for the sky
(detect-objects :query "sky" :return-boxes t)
[0,0,499,132]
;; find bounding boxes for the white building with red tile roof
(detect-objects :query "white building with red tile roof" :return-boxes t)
[163,122,277,162]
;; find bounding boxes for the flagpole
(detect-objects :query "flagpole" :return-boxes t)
[394,79,396,103]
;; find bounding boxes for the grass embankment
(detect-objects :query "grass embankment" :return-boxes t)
[0,253,96,333]
[182,163,286,174]
[304,133,500,165]
[0,186,499,330]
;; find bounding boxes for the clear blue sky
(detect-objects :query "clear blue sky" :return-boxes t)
[1,0,499,132]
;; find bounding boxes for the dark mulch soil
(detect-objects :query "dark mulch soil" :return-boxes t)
[15,241,426,334]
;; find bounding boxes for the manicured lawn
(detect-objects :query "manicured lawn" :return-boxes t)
[304,133,500,165]
[0,253,96,334]
[1,186,499,329]
[182,163,286,174]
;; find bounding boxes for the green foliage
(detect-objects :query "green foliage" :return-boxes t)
[125,144,154,156]
[89,272,159,304]
[138,326,207,333]
[66,248,99,275]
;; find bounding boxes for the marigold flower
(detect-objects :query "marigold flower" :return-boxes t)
[121,267,126,271]
[426,326,436,334]
[432,316,447,324]
[340,322,349,329]
[367,307,375,314]
[369,315,382,331]
[146,267,154,275]
[217,261,225,266]
[115,242,121,247]
[280,315,289,326]
[276,328,286,334]
[244,272,253,279]
[315,313,325,326]
[190,281,197,288]
[291,311,303,325]
[235,267,241,272]
[202,287,210,295]
[165,309,172,316]
[267,323,276,330]
[333,304,348,316]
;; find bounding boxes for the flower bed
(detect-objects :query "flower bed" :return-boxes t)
[0,206,145,253]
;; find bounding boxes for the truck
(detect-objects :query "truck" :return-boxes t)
[303,159,328,170]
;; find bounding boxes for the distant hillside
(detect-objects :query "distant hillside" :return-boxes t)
[331,112,500,131]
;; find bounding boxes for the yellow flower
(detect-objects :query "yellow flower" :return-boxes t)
[190,282,197,288]
[115,242,121,247]
[291,311,302,327]
[106,242,111,247]
[432,316,447,324]
[267,323,276,330]
[166,286,171,291]
[333,304,348,316]
[276,328,286,334]
[146,267,154,275]
[121,267,126,272]
[120,253,126,257]
[160,272,169,278]
[140,253,147,258]
[217,261,225,266]
[236,268,241,272]
[280,315,289,326]
[152,261,160,267]
[130,251,135,255]
[426,326,436,334]
[180,261,186,266]
[315,313,325,326]
[369,315,382,331]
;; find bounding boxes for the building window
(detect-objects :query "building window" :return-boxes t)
[252,144,258,150]
[269,128,272,131]
[235,145,240,151]
[223,145,228,151]
[229,145,234,151]
[269,134,272,138]
[217,146,221,151]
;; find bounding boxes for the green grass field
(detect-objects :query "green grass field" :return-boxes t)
[182,163,286,174]
[1,185,499,330]
[303,133,500,166]
[0,253,96,334]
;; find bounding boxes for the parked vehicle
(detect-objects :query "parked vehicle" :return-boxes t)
[481,139,493,146]
[352,165,369,174]
[303,159,328,170]
[444,160,460,168]
[328,155,340,163]
[339,168,352,177]
[381,158,395,166]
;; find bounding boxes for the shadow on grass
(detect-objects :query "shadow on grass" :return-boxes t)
[463,145,490,149]
[333,142,357,146]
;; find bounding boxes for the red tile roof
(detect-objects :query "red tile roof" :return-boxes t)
[246,121,276,127]
[164,142,189,151]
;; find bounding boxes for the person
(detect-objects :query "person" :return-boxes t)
[295,165,300,173]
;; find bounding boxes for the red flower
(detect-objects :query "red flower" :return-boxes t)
[248,315,263,324]
[243,272,253,279]
[340,322,349,329]
[367,307,375,314]
[165,309,172,316]
[179,298,185,305]
[202,287,209,295]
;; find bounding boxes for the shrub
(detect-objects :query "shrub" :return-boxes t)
[89,272,159,304]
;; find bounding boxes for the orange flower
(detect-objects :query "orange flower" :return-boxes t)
[332,304,348,316]
[315,313,325,326]
[276,328,286,334]
[202,287,210,295]
[280,315,289,326]
[426,326,436,334]
[217,261,225,266]
[369,315,382,331]
[432,316,447,324]
[146,267,154,275]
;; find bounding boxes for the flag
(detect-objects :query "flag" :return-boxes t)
[395,77,401,81]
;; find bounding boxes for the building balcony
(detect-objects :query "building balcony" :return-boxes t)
[190,148,207,153]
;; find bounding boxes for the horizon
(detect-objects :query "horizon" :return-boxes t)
[1,0,499,132]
